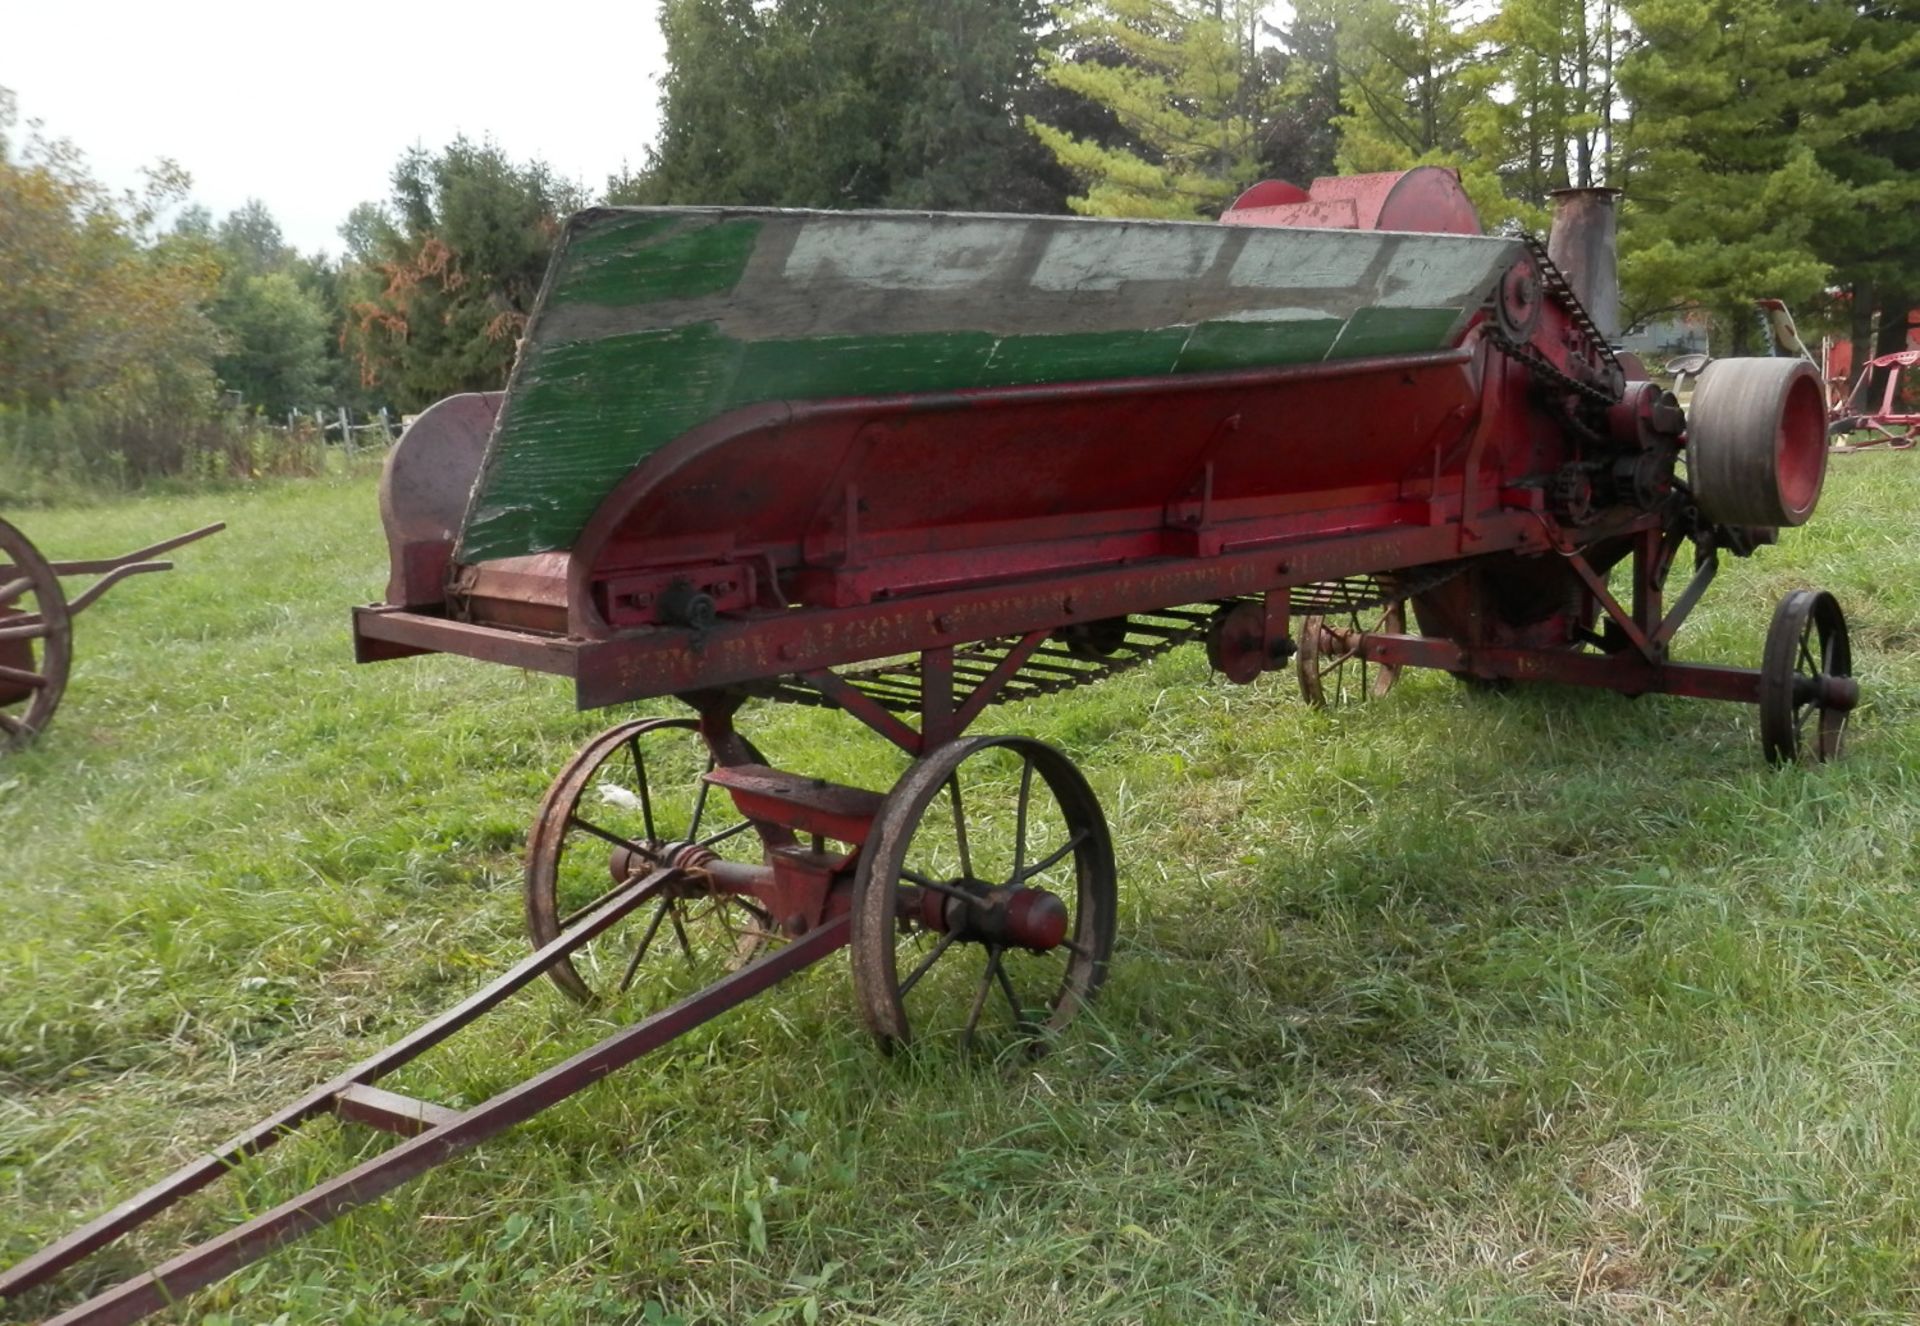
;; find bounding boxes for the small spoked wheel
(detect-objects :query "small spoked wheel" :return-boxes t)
[851,735,1116,1056]
[1296,599,1405,707]
[526,717,785,1005]
[1760,589,1855,766]
[0,517,72,751]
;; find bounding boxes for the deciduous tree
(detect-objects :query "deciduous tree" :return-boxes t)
[343,139,581,410]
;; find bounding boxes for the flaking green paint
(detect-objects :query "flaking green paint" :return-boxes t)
[457,208,1512,562]
[1329,307,1464,361]
[1173,320,1346,373]
[545,215,761,308]
[461,314,1453,560]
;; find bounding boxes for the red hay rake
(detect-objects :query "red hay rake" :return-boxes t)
[0,518,223,751]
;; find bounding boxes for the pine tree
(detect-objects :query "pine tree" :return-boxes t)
[1026,0,1278,219]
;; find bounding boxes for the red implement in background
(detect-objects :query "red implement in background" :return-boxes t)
[1831,348,1920,450]
[0,518,224,751]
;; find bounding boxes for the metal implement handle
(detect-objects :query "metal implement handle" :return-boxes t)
[35,915,851,1326]
[44,522,226,578]
[1,864,676,1303]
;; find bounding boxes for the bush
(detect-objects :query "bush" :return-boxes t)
[0,393,326,505]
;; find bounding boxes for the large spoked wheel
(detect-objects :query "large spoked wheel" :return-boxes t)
[1760,590,1855,766]
[0,517,72,750]
[851,735,1116,1056]
[1296,599,1405,707]
[526,717,785,1005]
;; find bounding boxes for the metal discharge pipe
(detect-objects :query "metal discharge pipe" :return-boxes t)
[1547,188,1622,341]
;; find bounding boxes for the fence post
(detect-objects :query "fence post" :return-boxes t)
[338,407,356,456]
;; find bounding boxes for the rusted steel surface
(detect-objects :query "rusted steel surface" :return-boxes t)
[703,763,887,846]
[1544,188,1622,340]
[34,917,853,1326]
[0,866,680,1304]
[379,392,502,607]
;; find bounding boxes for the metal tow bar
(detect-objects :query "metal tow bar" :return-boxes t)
[1,869,851,1326]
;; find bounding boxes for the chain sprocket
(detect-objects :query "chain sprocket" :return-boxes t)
[1487,234,1626,413]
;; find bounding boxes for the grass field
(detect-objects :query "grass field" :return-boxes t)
[4,459,1919,1325]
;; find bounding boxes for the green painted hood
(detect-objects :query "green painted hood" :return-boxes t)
[457,207,1519,563]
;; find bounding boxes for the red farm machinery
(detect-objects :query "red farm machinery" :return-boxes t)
[3,169,1860,1324]
[1831,348,1920,450]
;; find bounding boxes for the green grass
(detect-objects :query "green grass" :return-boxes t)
[3,458,1919,1325]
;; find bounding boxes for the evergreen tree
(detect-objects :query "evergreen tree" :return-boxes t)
[1027,0,1279,219]
[1615,0,1915,347]
[623,0,1067,212]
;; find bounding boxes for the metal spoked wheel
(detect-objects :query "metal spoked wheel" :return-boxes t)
[1760,589,1855,766]
[526,717,785,1005]
[1296,599,1405,707]
[0,517,72,750]
[851,735,1116,1055]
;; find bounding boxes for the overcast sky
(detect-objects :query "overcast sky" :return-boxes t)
[7,0,671,256]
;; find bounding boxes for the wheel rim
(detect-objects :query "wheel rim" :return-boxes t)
[525,717,784,1004]
[0,518,73,750]
[1760,589,1852,766]
[851,735,1116,1055]
[1296,600,1405,707]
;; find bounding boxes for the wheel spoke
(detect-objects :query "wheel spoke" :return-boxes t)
[560,876,648,931]
[962,947,1001,1051]
[0,619,49,643]
[992,951,1035,1034]
[689,758,715,839]
[695,818,755,851]
[0,663,48,689]
[617,900,675,993]
[0,575,32,605]
[0,711,28,737]
[947,774,974,882]
[667,904,696,963]
[567,814,647,854]
[629,737,656,842]
[904,872,977,905]
[897,930,959,998]
[1011,757,1034,881]
[1012,829,1087,884]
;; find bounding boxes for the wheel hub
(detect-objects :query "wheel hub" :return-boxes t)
[608,838,714,886]
[1793,673,1860,711]
[915,881,1070,952]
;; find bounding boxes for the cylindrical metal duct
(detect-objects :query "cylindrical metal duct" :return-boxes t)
[1547,188,1622,341]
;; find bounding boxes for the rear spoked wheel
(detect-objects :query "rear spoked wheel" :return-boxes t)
[851,735,1116,1056]
[1760,589,1855,765]
[526,717,784,1005]
[1297,599,1404,707]
[0,518,71,750]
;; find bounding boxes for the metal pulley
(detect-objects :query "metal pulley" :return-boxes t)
[1685,358,1828,527]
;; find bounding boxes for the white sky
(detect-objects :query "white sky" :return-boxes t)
[5,0,670,257]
